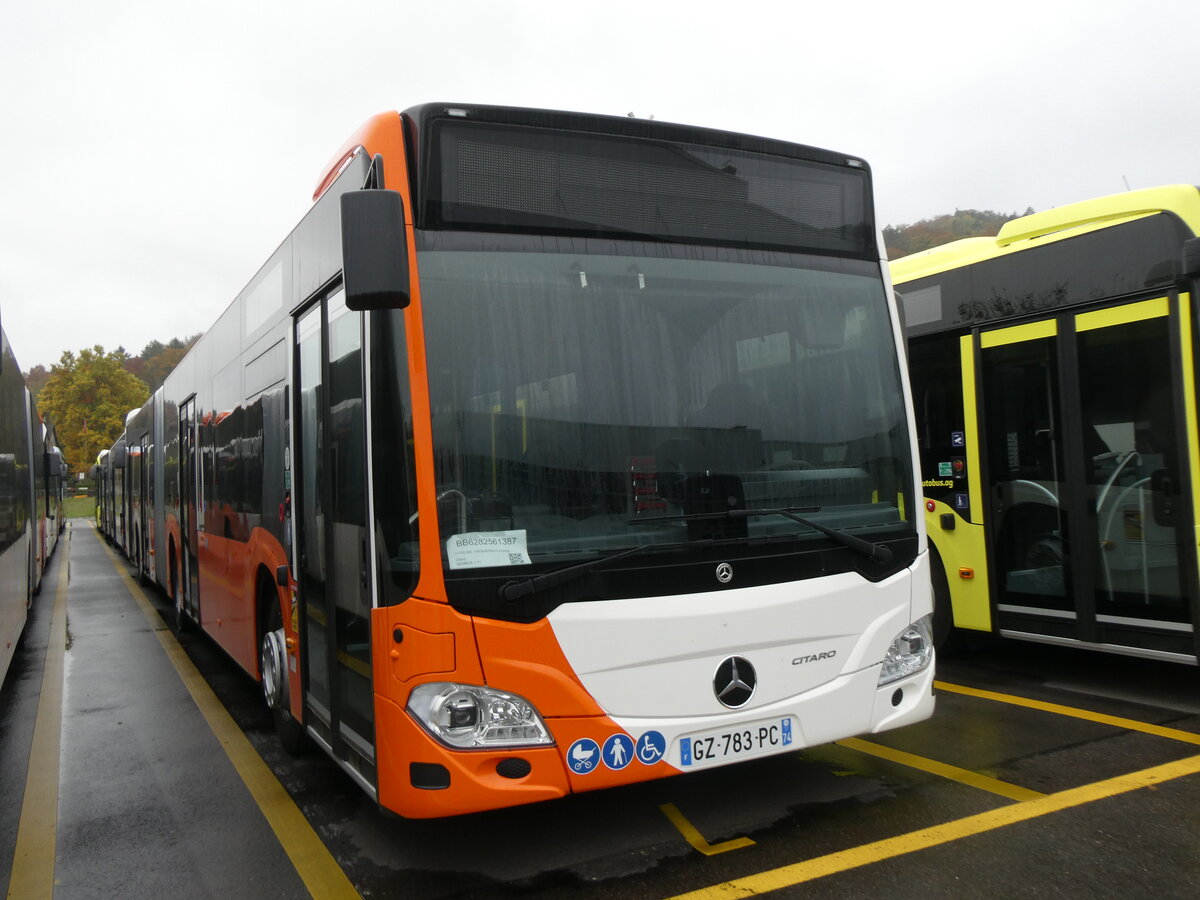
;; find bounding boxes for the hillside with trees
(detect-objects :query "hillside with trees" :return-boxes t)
[28,333,198,474]
[123,335,200,393]
[36,347,150,476]
[884,207,1033,259]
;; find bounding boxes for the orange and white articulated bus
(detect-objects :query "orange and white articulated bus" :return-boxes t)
[101,104,935,817]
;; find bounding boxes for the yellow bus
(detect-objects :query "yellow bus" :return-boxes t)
[893,186,1200,663]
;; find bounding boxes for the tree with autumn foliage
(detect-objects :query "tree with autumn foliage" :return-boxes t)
[24,364,49,403]
[38,346,149,476]
[128,334,198,392]
[140,345,188,392]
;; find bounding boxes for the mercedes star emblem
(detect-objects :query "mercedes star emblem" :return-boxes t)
[715,562,733,584]
[713,656,756,708]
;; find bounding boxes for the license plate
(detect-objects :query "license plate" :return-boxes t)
[679,717,793,767]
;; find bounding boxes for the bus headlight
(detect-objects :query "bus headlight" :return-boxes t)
[878,615,934,686]
[407,683,554,749]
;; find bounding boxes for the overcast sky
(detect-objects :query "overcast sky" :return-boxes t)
[3,0,1198,372]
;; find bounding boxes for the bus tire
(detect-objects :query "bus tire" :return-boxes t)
[134,527,146,584]
[930,546,954,650]
[174,598,194,634]
[170,544,194,634]
[261,580,306,756]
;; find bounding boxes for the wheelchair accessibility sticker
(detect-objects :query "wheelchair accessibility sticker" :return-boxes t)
[635,730,666,764]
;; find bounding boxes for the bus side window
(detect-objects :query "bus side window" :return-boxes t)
[370,310,419,603]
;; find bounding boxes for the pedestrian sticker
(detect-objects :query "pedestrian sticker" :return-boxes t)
[567,738,600,774]
[635,730,666,765]
[602,733,635,770]
[954,493,969,511]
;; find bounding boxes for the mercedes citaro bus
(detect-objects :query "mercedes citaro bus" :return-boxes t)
[98,104,935,817]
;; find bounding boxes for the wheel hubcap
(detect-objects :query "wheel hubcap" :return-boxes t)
[260,628,287,710]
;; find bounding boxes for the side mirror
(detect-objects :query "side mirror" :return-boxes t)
[341,189,410,311]
[47,452,63,477]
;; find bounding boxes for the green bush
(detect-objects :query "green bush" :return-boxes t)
[64,496,97,519]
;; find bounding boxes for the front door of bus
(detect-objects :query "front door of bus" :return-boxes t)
[979,297,1196,658]
[294,289,376,784]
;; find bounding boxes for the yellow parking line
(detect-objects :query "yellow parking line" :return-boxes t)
[660,803,756,855]
[836,737,1044,802]
[7,530,70,899]
[668,753,1200,898]
[95,527,360,899]
[935,680,1200,746]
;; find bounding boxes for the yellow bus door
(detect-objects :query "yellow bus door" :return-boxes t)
[978,298,1197,659]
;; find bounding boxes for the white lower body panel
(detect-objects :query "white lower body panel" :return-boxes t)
[547,553,935,772]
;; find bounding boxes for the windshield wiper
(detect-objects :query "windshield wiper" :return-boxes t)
[731,508,893,563]
[499,507,893,605]
[497,542,693,604]
[629,506,893,563]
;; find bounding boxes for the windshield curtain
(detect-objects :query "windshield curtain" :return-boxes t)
[419,245,914,574]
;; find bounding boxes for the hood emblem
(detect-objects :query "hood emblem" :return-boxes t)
[713,656,756,708]
[715,562,733,584]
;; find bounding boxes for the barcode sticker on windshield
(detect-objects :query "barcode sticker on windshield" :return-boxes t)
[446,530,531,570]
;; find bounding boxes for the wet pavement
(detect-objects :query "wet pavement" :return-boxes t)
[2,521,1198,898]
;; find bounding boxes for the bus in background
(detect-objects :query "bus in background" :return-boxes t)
[0,313,34,685]
[109,104,934,817]
[94,450,108,531]
[125,395,165,586]
[1,309,65,686]
[102,436,128,550]
[893,185,1200,664]
[37,419,66,569]
[28,394,45,595]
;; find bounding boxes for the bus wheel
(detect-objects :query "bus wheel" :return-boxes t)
[171,546,194,633]
[261,599,306,755]
[930,549,954,650]
[135,528,147,585]
[174,598,193,633]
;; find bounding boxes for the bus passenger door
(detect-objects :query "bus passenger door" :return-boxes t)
[294,289,376,788]
[139,432,150,578]
[178,397,201,621]
[1073,300,1194,654]
[979,322,1072,621]
[979,299,1196,658]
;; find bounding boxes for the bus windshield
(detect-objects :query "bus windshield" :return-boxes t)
[419,245,914,574]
